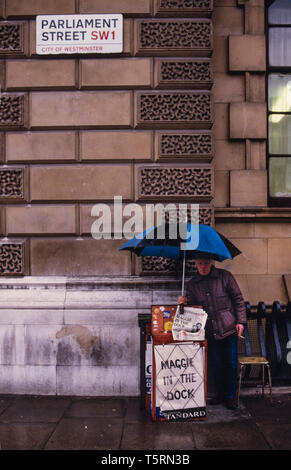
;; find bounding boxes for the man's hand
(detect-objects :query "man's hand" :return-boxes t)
[178,296,187,305]
[236,323,244,337]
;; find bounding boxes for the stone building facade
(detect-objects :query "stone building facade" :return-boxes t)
[0,0,290,395]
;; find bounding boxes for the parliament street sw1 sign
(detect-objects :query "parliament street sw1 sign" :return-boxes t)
[36,14,123,55]
[154,342,206,420]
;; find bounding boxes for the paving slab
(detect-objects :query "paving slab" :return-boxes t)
[242,395,291,424]
[0,423,55,450]
[65,397,125,419]
[191,420,269,450]
[44,417,123,450]
[0,396,70,423]
[121,421,195,450]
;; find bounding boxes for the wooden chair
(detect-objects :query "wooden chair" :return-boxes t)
[237,305,272,405]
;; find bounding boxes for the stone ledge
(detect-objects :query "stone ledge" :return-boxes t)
[215,208,291,222]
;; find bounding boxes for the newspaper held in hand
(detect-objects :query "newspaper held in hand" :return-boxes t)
[172,305,208,341]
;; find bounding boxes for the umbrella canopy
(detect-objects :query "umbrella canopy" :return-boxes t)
[119,223,241,262]
[120,223,241,295]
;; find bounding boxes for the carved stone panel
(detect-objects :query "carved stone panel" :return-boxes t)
[0,166,26,201]
[0,22,26,56]
[136,92,212,129]
[154,0,213,17]
[137,165,213,201]
[0,241,26,276]
[0,94,27,129]
[135,19,212,56]
[155,131,213,161]
[155,59,213,89]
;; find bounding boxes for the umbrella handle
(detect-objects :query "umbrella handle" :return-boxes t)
[181,250,186,296]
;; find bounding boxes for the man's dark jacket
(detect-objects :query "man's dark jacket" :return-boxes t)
[185,265,246,340]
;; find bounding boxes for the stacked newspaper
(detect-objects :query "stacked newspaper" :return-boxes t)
[172,305,208,341]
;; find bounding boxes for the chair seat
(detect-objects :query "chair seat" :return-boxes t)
[239,356,269,365]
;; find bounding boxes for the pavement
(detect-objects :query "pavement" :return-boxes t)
[0,388,290,453]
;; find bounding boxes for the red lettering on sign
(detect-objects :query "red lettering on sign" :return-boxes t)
[91,31,110,40]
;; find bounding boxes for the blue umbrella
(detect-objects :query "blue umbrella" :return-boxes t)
[120,223,241,294]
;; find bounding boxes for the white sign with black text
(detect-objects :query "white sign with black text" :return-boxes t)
[154,342,206,420]
[36,14,123,55]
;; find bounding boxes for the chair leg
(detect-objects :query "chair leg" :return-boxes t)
[266,364,272,403]
[237,364,244,406]
[262,364,265,397]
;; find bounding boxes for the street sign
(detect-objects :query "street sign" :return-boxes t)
[36,14,123,55]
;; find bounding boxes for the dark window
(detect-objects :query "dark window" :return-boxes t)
[268,0,291,205]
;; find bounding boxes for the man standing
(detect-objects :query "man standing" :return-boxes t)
[178,256,246,409]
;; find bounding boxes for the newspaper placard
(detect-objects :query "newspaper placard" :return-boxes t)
[154,342,206,420]
[172,305,208,341]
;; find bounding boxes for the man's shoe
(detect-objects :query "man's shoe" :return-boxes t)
[225,398,238,410]
[209,396,224,405]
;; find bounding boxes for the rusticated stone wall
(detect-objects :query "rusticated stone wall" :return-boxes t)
[212,0,291,304]
[0,0,214,277]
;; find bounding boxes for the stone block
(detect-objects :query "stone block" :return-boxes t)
[0,21,29,57]
[246,275,288,305]
[215,222,255,238]
[24,325,59,366]
[0,205,4,235]
[55,323,138,366]
[6,0,75,17]
[30,239,131,276]
[268,239,291,274]
[213,6,244,36]
[283,274,291,301]
[0,365,56,395]
[154,0,213,17]
[229,35,266,71]
[156,131,213,162]
[213,73,245,103]
[230,170,267,207]
[0,132,4,162]
[80,58,152,89]
[213,103,228,139]
[154,59,213,89]
[30,165,133,201]
[220,238,267,274]
[0,166,28,202]
[0,93,29,129]
[213,36,228,73]
[81,203,151,236]
[246,74,266,103]
[214,140,245,170]
[0,289,66,308]
[136,92,212,129]
[254,222,291,238]
[79,0,152,16]
[0,309,64,325]
[213,170,229,207]
[135,19,212,57]
[30,91,132,128]
[64,289,153,310]
[6,205,77,235]
[6,59,76,90]
[6,131,76,162]
[56,365,139,396]
[229,103,267,139]
[80,131,152,161]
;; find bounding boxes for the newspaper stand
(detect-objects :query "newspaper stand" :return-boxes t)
[151,305,207,422]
